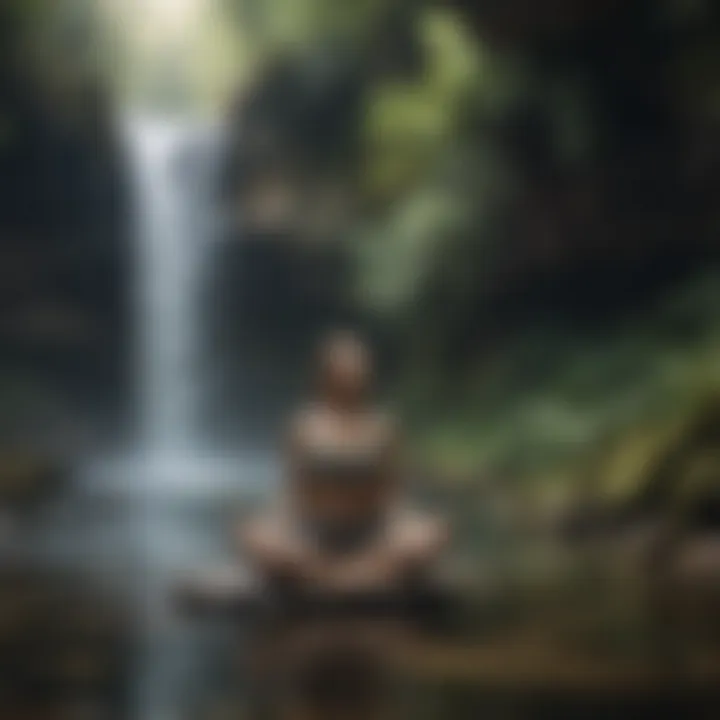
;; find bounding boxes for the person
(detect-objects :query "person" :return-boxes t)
[240,330,447,594]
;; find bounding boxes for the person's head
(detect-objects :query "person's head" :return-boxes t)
[317,330,373,408]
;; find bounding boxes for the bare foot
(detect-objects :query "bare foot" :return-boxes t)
[388,512,449,576]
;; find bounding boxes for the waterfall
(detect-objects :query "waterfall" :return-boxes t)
[129,117,216,458]
[60,115,273,720]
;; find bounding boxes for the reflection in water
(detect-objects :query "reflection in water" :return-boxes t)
[245,617,411,720]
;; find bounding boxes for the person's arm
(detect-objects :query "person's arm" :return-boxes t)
[381,412,405,501]
[285,408,308,513]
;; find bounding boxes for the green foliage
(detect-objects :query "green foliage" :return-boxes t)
[409,271,720,501]
[363,9,483,201]
[354,184,471,314]
[225,0,389,46]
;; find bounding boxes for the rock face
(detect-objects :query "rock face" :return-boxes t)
[0,564,132,718]
[0,66,131,448]
[211,51,374,434]
[205,233,357,444]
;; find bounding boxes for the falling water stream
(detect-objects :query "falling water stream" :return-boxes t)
[132,118,209,458]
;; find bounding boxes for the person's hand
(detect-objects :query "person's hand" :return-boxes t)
[319,551,395,593]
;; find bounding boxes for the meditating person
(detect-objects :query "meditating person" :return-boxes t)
[240,330,447,594]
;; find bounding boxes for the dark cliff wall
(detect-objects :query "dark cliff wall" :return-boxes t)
[0,57,131,449]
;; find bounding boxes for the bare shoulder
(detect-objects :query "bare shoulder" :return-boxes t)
[287,403,323,443]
